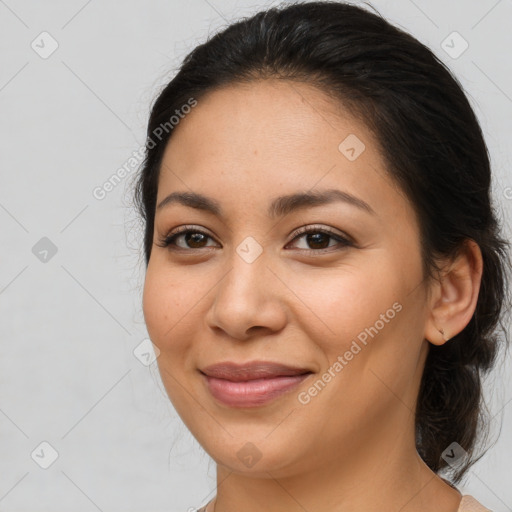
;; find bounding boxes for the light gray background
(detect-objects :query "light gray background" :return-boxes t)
[1,0,511,511]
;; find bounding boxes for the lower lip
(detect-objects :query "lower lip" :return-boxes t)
[202,373,312,408]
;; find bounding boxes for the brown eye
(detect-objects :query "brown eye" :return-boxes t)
[181,232,209,248]
[156,224,353,254]
[286,226,353,253]
[156,227,218,250]
[301,232,331,249]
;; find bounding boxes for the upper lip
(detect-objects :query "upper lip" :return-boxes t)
[200,361,313,381]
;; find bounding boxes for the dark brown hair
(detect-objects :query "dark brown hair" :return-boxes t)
[133,0,512,484]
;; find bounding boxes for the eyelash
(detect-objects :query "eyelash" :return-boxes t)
[156,224,354,254]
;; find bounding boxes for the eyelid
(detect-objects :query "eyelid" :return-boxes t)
[168,224,213,239]
[288,224,353,244]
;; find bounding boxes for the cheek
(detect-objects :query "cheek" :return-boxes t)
[289,256,399,345]
[289,248,424,391]
[142,267,167,343]
[142,263,194,351]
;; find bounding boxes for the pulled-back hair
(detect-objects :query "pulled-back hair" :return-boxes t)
[133,0,511,484]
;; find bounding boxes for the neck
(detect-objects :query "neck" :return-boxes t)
[206,412,462,512]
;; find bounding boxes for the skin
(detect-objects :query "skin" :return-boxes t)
[142,79,483,512]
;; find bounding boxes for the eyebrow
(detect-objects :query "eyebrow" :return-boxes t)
[156,189,376,218]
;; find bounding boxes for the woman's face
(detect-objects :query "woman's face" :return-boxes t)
[143,79,432,477]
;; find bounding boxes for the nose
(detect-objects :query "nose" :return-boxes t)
[205,250,288,341]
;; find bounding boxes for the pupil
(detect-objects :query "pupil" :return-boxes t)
[308,233,328,249]
[187,233,206,248]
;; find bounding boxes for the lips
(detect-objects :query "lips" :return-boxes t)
[199,360,313,408]
[200,360,312,381]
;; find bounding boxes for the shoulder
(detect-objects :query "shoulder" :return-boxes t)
[457,495,493,512]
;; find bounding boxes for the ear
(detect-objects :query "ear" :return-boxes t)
[424,239,483,346]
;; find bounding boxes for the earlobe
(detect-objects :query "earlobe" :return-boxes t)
[438,328,450,343]
[424,323,451,346]
[424,239,483,346]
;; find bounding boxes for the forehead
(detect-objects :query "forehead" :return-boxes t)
[163,79,374,165]
[156,79,409,223]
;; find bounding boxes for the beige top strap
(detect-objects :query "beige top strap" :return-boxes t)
[195,494,493,511]
[458,495,493,512]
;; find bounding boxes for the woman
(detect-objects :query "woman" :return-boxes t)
[133,2,511,511]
